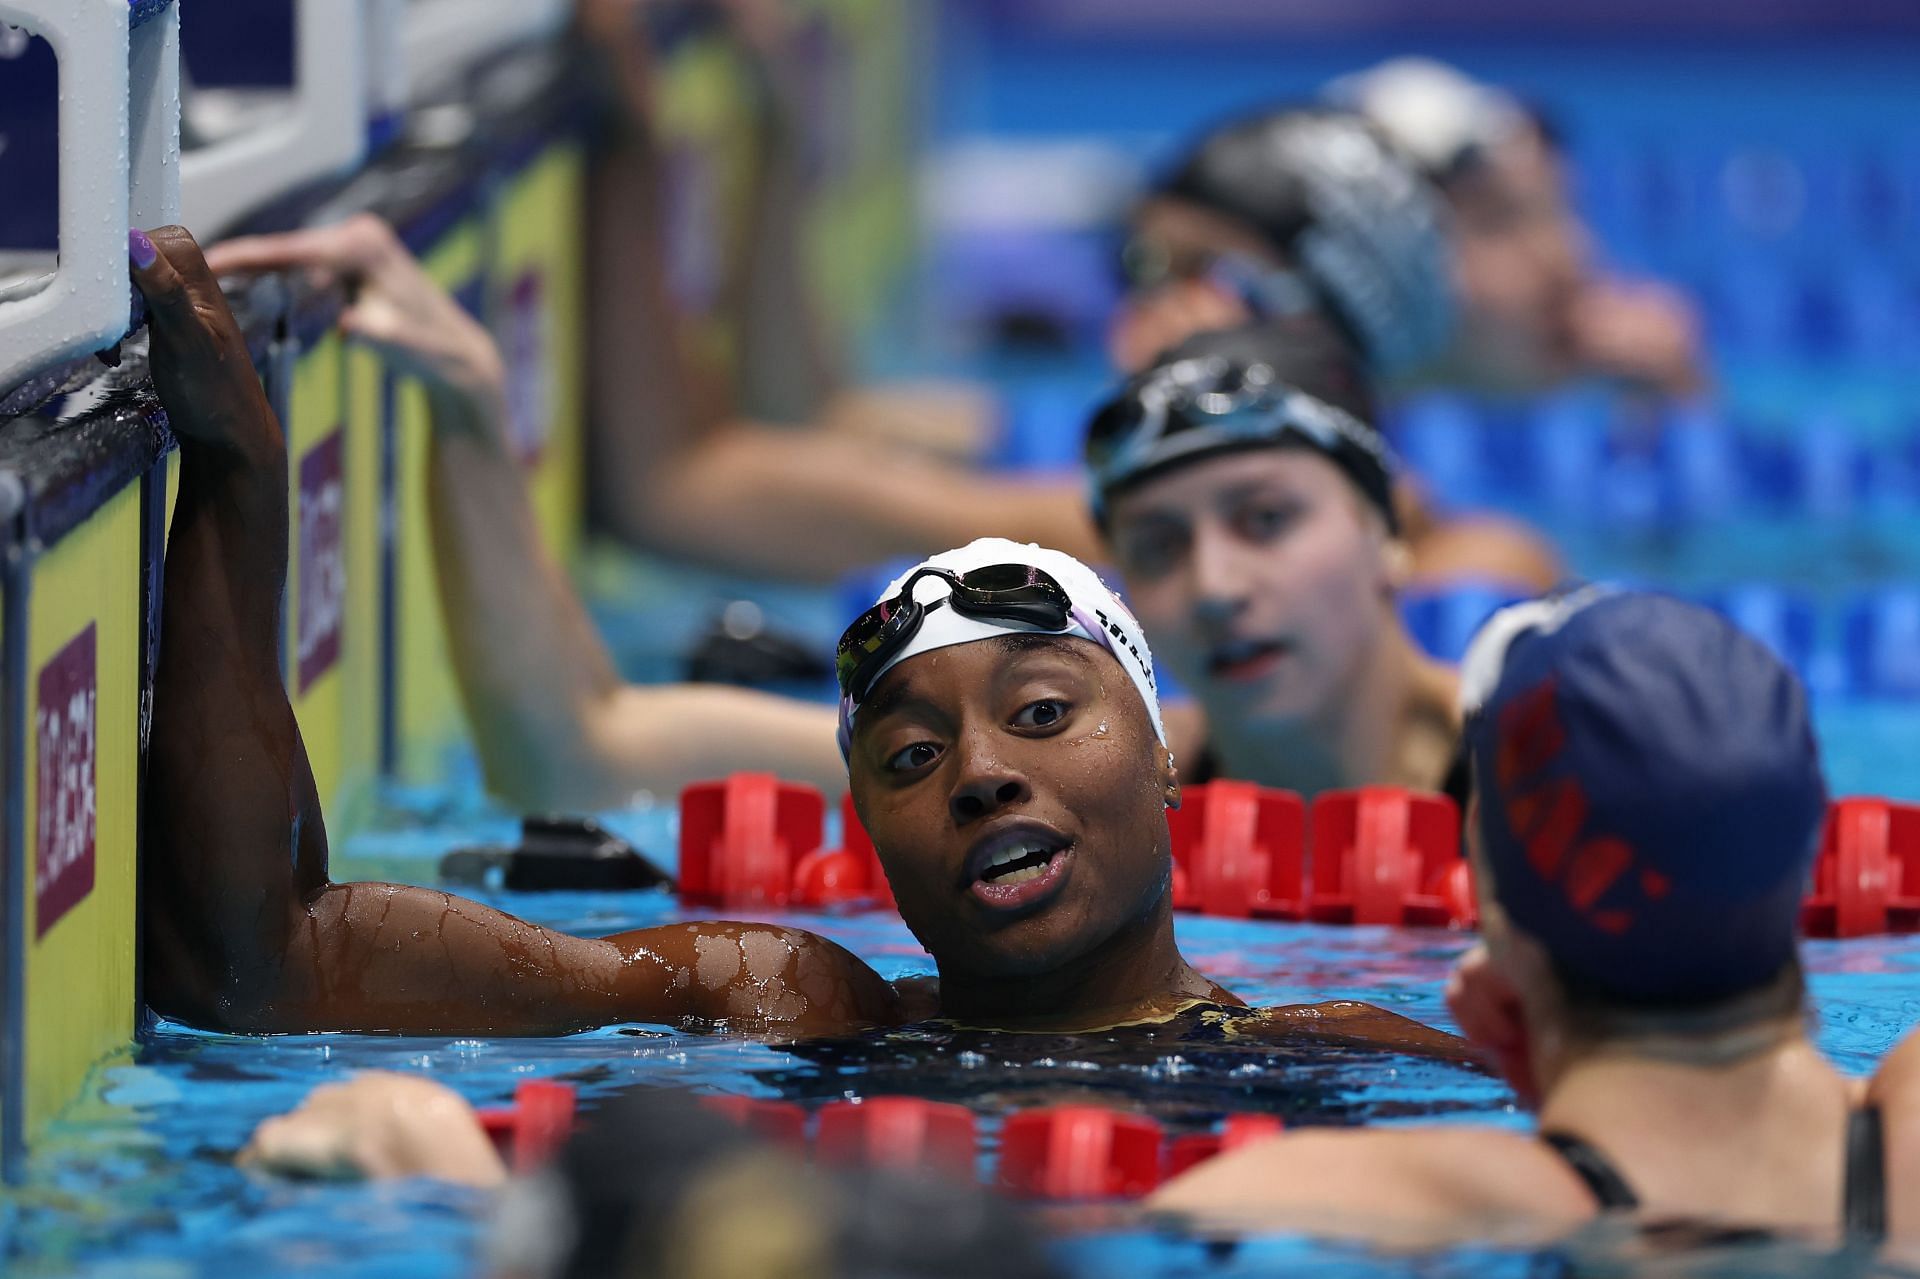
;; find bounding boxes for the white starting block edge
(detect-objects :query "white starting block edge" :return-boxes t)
[0,0,180,396]
[178,0,369,243]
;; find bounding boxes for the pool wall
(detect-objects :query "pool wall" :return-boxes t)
[0,2,924,1178]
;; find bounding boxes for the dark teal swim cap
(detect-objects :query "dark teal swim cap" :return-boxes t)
[1156,108,1455,378]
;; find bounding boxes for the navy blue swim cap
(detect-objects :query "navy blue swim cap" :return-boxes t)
[1462,590,1828,1006]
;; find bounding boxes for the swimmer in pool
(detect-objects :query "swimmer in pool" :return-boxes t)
[1109,105,1560,590]
[137,224,1465,1054]
[1327,58,1706,398]
[1153,591,1920,1244]
[1118,82,1703,399]
[1087,319,1467,806]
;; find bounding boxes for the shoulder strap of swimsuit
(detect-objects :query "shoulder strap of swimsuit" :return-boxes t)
[1540,1130,1641,1211]
[1844,1104,1887,1241]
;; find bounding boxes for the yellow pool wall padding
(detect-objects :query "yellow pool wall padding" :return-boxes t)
[23,479,143,1139]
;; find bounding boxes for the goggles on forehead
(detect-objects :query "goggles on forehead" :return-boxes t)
[834,564,1075,705]
[1085,353,1393,509]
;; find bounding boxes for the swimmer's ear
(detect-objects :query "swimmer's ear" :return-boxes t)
[1381,537,1415,595]
[1160,749,1182,810]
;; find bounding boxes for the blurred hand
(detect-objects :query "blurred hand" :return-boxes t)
[238,1071,508,1187]
[130,226,279,454]
[1566,277,1706,398]
[1446,944,1540,1107]
[206,215,506,420]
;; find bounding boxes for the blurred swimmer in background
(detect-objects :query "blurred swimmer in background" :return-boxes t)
[1117,63,1705,399]
[141,221,1466,1057]
[1329,57,1706,398]
[1110,105,1561,589]
[1087,319,1465,803]
[1154,592,1920,1246]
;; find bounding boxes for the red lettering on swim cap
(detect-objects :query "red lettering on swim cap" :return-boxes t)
[1565,837,1632,912]
[1491,675,1655,942]
[1496,677,1565,789]
[1511,778,1587,881]
[1591,909,1634,936]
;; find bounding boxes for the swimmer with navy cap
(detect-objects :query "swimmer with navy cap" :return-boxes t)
[1156,590,1920,1244]
[138,241,1466,1056]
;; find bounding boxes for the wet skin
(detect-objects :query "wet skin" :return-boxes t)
[138,226,1468,1061]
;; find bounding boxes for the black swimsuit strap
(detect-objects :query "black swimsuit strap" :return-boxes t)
[1540,1131,1641,1212]
[1546,1107,1887,1236]
[1844,1104,1887,1241]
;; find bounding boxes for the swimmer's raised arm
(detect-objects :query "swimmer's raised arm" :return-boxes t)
[139,225,896,1035]
[574,0,1100,577]
[207,216,848,806]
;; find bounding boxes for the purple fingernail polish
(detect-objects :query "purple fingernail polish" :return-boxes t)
[129,228,158,269]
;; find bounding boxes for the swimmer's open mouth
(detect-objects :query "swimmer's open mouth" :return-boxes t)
[980,840,1062,886]
[965,822,1074,910]
[1207,637,1291,681]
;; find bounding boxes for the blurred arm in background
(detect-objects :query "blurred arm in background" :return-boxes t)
[576,0,1102,581]
[206,217,848,809]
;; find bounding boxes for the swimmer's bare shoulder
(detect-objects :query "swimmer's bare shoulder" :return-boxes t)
[1238,1000,1481,1067]
[1865,1028,1920,1238]
[1149,1123,1593,1245]
[596,921,902,1036]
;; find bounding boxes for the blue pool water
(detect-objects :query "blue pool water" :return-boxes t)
[10,758,1920,1277]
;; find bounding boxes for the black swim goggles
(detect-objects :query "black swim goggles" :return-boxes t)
[1117,238,1321,319]
[1084,353,1396,527]
[835,564,1074,705]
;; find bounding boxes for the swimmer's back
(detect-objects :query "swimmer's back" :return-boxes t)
[1866,1030,1920,1238]
[1155,1036,1920,1245]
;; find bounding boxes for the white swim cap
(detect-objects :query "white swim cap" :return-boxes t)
[837,538,1166,759]
[1326,58,1527,180]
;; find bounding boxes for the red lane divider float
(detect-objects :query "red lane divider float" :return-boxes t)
[1164,1113,1286,1178]
[816,1096,976,1178]
[1803,797,1920,938]
[696,1095,810,1149]
[696,1095,1277,1200]
[680,775,892,911]
[1306,788,1475,928]
[477,1088,1280,1197]
[477,1080,578,1172]
[998,1105,1166,1199]
[674,775,1920,938]
[1169,783,1473,927]
[1168,780,1305,919]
